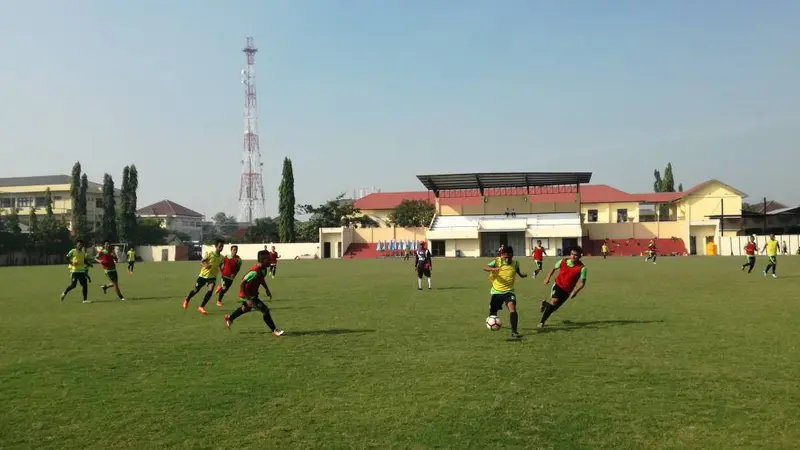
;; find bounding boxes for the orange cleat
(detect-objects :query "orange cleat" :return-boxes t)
[215,285,222,295]
[182,299,189,309]
[197,306,208,315]
[272,329,284,337]
[224,315,232,329]
[216,301,223,307]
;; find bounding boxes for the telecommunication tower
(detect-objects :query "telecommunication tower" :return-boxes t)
[237,36,266,223]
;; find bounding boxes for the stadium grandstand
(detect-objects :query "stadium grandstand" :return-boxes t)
[321,172,749,259]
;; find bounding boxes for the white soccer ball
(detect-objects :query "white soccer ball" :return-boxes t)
[486,315,502,331]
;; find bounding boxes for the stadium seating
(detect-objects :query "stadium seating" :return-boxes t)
[586,238,688,257]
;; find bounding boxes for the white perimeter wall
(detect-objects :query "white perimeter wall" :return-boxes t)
[136,245,178,262]
[718,234,800,256]
[202,243,320,260]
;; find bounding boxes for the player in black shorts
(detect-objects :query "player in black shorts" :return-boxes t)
[414,242,433,290]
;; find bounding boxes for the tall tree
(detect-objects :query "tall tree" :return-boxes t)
[70,161,82,235]
[662,163,675,193]
[28,208,40,253]
[119,165,138,243]
[73,174,91,240]
[128,165,138,218]
[298,194,377,230]
[41,188,60,254]
[244,217,279,243]
[653,169,662,193]
[278,157,296,243]
[678,183,683,192]
[212,212,239,237]
[653,163,681,220]
[389,200,436,227]
[100,174,118,241]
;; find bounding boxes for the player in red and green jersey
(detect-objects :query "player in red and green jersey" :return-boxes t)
[741,237,757,273]
[531,240,547,279]
[97,240,126,301]
[538,246,588,329]
[214,245,242,306]
[268,245,279,278]
[60,239,93,304]
[645,239,657,264]
[224,250,284,336]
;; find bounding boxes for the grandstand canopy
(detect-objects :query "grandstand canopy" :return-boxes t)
[416,172,593,196]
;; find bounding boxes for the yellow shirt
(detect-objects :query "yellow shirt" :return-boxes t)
[765,239,779,256]
[487,257,520,294]
[127,249,136,262]
[199,251,223,278]
[67,249,88,273]
[601,244,608,252]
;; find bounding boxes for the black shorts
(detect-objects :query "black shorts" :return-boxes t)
[416,266,431,278]
[550,283,571,306]
[194,277,217,290]
[221,277,234,290]
[105,270,119,283]
[534,260,543,270]
[71,272,88,285]
[128,261,135,269]
[490,292,517,311]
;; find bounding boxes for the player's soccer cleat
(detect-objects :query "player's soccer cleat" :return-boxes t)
[511,331,522,338]
[214,285,223,295]
[120,298,126,301]
[102,285,108,295]
[197,306,208,315]
[60,293,66,302]
[224,315,232,329]
[182,298,189,309]
[762,271,767,277]
[772,274,778,279]
[82,300,91,304]
[272,329,284,337]
[216,301,223,307]
[537,323,545,329]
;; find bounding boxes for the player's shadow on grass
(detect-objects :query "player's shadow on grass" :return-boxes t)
[435,286,473,290]
[239,329,375,336]
[529,319,663,333]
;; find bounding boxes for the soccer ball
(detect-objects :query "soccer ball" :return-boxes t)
[486,315,502,331]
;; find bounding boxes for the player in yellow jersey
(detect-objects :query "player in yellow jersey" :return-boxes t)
[761,234,779,278]
[484,246,527,338]
[126,247,136,275]
[60,239,94,303]
[183,239,225,314]
[601,241,609,259]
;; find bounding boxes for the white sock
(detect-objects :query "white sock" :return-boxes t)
[417,279,422,289]
[427,277,432,288]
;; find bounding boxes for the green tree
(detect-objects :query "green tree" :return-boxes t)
[244,217,279,243]
[136,217,168,245]
[653,163,682,220]
[278,157,296,243]
[6,208,23,254]
[678,183,683,192]
[295,220,318,242]
[212,212,239,237]
[118,165,139,243]
[389,200,436,227]
[73,174,91,240]
[100,174,118,241]
[40,188,63,256]
[70,161,82,235]
[298,194,377,230]
[28,208,40,254]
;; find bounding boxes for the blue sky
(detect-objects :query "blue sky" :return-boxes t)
[1,0,799,217]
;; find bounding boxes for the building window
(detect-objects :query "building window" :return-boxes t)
[96,198,103,208]
[35,197,46,208]
[0,198,12,208]
[616,208,628,223]
[587,209,598,223]
[16,197,33,208]
[54,196,62,200]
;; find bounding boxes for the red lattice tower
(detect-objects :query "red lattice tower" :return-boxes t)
[237,36,266,223]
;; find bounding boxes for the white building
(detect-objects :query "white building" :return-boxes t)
[137,200,204,241]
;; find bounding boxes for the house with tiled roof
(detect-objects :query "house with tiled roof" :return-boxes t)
[137,200,204,241]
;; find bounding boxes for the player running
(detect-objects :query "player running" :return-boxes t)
[60,239,93,304]
[414,241,433,290]
[531,240,547,279]
[224,250,284,336]
[484,245,527,338]
[741,237,757,274]
[97,240,126,300]
[645,239,657,264]
[762,234,779,278]
[182,239,225,314]
[538,246,587,329]
[126,247,136,275]
[214,245,242,306]
[268,246,279,278]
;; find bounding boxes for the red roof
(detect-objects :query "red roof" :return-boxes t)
[354,184,711,210]
[137,200,203,218]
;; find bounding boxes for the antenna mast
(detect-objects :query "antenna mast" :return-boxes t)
[237,36,266,223]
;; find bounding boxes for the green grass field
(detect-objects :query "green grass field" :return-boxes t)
[1,256,799,449]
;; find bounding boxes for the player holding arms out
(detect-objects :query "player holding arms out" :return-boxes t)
[214,245,242,306]
[531,240,547,279]
[182,239,225,314]
[224,250,284,336]
[97,240,126,301]
[762,234,779,278]
[414,241,433,290]
[538,246,587,329]
[60,239,93,304]
[484,246,527,338]
[741,237,757,273]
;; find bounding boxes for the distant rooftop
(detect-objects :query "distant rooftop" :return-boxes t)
[0,174,103,190]
[137,200,203,218]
